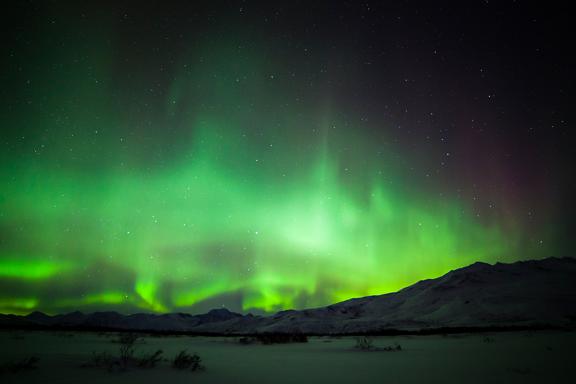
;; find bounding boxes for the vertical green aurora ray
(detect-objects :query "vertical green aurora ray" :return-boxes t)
[0,16,538,315]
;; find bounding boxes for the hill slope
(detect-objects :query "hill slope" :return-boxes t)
[2,257,575,334]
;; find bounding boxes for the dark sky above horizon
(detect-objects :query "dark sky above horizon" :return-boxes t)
[0,1,572,315]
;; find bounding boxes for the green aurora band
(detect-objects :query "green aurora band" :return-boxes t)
[0,13,547,315]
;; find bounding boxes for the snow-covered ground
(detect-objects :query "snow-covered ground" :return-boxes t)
[0,330,573,383]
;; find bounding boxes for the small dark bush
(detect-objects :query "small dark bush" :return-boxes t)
[137,350,163,369]
[172,350,204,371]
[82,349,165,371]
[247,333,308,344]
[238,336,257,345]
[483,336,495,343]
[148,333,167,338]
[382,342,402,352]
[81,351,118,371]
[115,332,140,345]
[354,337,402,352]
[117,333,140,368]
[82,334,164,372]
[54,332,75,338]
[355,336,374,350]
[1,356,39,374]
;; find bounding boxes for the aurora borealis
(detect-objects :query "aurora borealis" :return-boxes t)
[0,1,570,315]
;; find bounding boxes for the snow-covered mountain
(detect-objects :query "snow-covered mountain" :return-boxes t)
[3,257,576,334]
[247,257,576,333]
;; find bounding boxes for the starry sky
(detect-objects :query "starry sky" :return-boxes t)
[0,1,572,315]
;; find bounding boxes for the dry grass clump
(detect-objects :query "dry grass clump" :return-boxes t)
[82,333,204,373]
[354,336,402,352]
[0,356,39,374]
[239,333,308,345]
[172,350,204,371]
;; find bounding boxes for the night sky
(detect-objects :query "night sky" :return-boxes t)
[0,1,572,315]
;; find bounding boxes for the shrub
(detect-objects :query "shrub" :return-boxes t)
[355,336,374,350]
[238,336,257,345]
[82,349,165,371]
[81,351,118,371]
[117,333,139,368]
[54,332,75,338]
[244,333,308,345]
[382,343,402,351]
[137,350,163,369]
[1,356,39,374]
[115,332,140,345]
[354,337,402,352]
[172,350,204,371]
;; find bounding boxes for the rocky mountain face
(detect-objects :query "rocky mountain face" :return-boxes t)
[3,257,575,334]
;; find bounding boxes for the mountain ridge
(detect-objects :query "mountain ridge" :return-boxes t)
[2,257,575,334]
